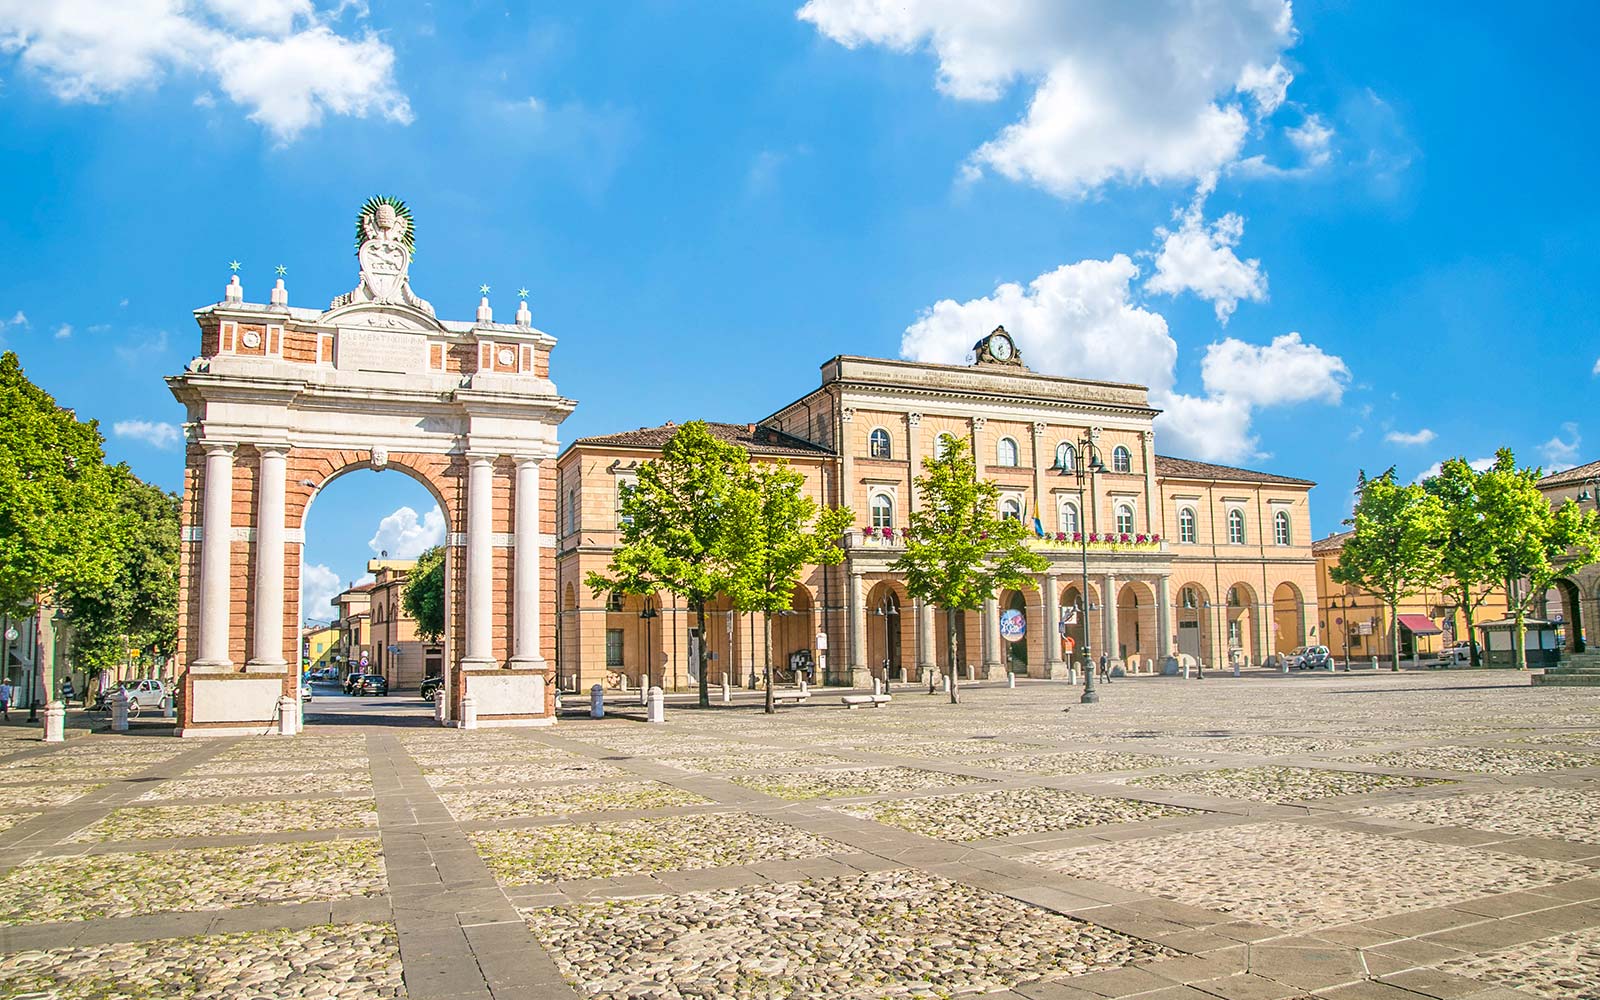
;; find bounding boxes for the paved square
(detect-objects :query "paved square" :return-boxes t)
[3,671,1600,999]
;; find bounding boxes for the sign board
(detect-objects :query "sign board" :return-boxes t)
[814,631,827,651]
[1060,606,1079,626]
[359,655,369,667]
[1064,636,1076,654]
[999,609,1026,643]
[1357,622,1374,636]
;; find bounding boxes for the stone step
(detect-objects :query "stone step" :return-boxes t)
[1533,673,1600,686]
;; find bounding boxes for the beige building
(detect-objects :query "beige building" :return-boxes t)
[1537,458,1600,653]
[366,559,444,690]
[555,329,1320,692]
[1312,531,1510,663]
[330,583,373,674]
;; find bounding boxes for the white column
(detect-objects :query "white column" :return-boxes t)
[982,595,1002,677]
[247,444,289,672]
[847,570,868,686]
[462,453,497,669]
[509,456,546,671]
[916,599,936,679]
[1156,576,1173,662]
[193,442,236,671]
[1104,573,1122,667]
[1043,573,1062,673]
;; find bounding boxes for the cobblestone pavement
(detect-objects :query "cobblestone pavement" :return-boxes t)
[2,670,1600,999]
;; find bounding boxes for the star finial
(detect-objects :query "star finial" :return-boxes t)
[228,260,242,272]
[517,287,529,299]
[275,265,287,277]
[479,283,491,295]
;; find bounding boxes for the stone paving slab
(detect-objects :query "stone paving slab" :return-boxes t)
[0,783,104,810]
[437,780,711,821]
[833,787,1200,842]
[1337,745,1600,775]
[135,772,371,802]
[68,797,380,842]
[1119,766,1450,803]
[988,750,1182,775]
[729,765,989,800]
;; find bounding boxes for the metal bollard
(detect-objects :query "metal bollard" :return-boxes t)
[942,675,951,693]
[44,701,66,743]
[647,686,665,724]
[590,684,604,719]
[1183,662,1190,680]
[1233,662,1241,678]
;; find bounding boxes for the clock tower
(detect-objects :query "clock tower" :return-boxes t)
[972,325,1023,367]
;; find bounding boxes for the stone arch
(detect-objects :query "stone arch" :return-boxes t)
[1551,578,1585,654]
[1273,581,1307,650]
[998,588,1034,674]
[772,583,816,682]
[1174,582,1214,668]
[1117,580,1158,670]
[169,198,572,736]
[1224,581,1260,667]
[1060,581,1102,666]
[866,580,913,681]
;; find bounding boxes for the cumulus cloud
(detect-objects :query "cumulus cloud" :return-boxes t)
[112,419,181,449]
[1414,456,1494,484]
[368,505,445,560]
[1146,196,1267,323]
[0,0,409,142]
[1539,423,1581,473]
[1593,357,1599,376]
[798,0,1301,199]
[3,310,28,328]
[898,257,1348,464]
[53,323,71,339]
[1385,428,1436,447]
[300,561,342,619]
[1287,114,1334,167]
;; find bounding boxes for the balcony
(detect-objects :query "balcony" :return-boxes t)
[848,527,1167,554]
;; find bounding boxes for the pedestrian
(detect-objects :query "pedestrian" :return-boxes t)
[1098,652,1111,683]
[61,676,75,707]
[0,678,12,720]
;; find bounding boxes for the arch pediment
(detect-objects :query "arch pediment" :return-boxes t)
[320,300,446,335]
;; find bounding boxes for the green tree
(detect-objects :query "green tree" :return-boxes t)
[1332,469,1447,671]
[725,462,853,713]
[1476,452,1600,669]
[587,422,751,708]
[1422,455,1505,666]
[0,351,123,618]
[402,545,445,642]
[893,439,1047,703]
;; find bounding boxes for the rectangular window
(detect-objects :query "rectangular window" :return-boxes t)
[567,488,578,535]
[605,629,624,666]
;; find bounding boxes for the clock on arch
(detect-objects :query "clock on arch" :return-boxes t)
[972,325,1022,367]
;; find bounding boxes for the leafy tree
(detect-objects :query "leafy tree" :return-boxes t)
[62,472,181,683]
[725,462,852,713]
[1476,452,1600,669]
[893,439,1047,703]
[0,351,123,618]
[587,422,750,708]
[1332,469,1447,671]
[402,545,445,642]
[1422,456,1504,666]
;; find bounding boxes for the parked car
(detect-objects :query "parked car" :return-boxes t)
[1301,645,1332,670]
[1283,646,1309,669]
[343,673,366,694]
[356,674,389,696]
[121,679,168,710]
[420,675,444,700]
[301,680,313,702]
[1441,642,1472,665]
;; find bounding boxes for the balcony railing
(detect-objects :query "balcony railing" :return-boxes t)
[850,527,1167,554]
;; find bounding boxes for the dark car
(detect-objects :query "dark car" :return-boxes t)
[358,674,389,696]
[420,675,444,700]
[343,673,365,694]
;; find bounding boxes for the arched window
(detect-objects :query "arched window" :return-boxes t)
[1228,508,1246,544]
[1178,507,1197,544]
[606,592,624,612]
[934,433,957,459]
[1054,442,1076,471]
[1112,445,1132,473]
[1227,586,1242,607]
[870,493,894,530]
[868,428,892,459]
[1115,503,1135,535]
[1273,510,1291,546]
[1000,497,1022,522]
[1181,586,1198,609]
[1058,498,1079,535]
[996,437,1019,467]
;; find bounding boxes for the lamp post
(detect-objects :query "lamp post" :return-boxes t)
[638,596,659,691]
[871,598,896,693]
[1053,435,1106,705]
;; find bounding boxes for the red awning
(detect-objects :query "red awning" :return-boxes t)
[1396,614,1442,636]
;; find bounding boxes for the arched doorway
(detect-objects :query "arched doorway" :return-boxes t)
[1060,582,1101,667]
[1273,582,1306,651]
[1117,581,1158,669]
[932,608,973,673]
[999,589,1028,673]
[772,584,816,683]
[1224,582,1259,667]
[169,197,573,735]
[1175,583,1213,668]
[866,581,908,682]
[1550,579,1585,653]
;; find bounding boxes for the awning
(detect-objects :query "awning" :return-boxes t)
[1396,614,1442,636]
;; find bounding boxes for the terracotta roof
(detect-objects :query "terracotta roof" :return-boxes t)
[1540,458,1600,488]
[1311,530,1353,555]
[569,422,834,457]
[1154,454,1316,487]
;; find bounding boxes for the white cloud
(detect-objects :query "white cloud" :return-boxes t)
[0,0,408,143]
[898,257,1346,464]
[1287,114,1334,167]
[1414,456,1494,484]
[2,310,27,328]
[1592,357,1599,376]
[53,323,71,339]
[112,419,180,449]
[300,561,342,619]
[1146,196,1267,323]
[1384,428,1436,447]
[798,0,1300,199]
[368,505,445,560]
[1540,423,1581,473]
[113,329,169,363]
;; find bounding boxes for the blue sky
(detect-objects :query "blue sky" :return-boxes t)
[2,2,1596,617]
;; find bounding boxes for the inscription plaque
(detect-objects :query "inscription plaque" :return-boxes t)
[337,328,427,373]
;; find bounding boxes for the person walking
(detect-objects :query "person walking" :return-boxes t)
[61,676,76,707]
[0,678,12,720]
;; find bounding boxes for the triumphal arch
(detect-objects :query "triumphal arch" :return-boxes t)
[168,197,574,735]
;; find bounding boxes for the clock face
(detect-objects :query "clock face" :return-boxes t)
[990,335,1013,361]
[241,330,261,349]
[497,347,516,367]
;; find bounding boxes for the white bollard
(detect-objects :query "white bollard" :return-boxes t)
[461,693,479,729]
[639,683,649,706]
[1007,673,1016,689]
[1233,662,1241,678]
[942,675,951,693]
[278,695,297,736]
[1281,656,1289,674]
[590,684,604,719]
[618,674,628,692]
[44,701,65,743]
[721,678,731,703]
[1371,657,1379,671]
[647,686,665,724]
[1183,663,1191,680]
[872,677,883,695]
[110,690,129,732]
[163,695,175,719]
[434,690,446,723]
[799,678,808,693]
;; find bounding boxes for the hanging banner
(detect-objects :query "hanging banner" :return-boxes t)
[1000,609,1027,643]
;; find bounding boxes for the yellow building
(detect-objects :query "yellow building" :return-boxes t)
[556,330,1320,692]
[1312,531,1509,663]
[301,625,340,673]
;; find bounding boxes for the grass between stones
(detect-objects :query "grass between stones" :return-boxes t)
[69,797,380,842]
[1123,766,1449,803]
[835,787,1198,841]
[437,780,710,821]
[730,766,987,801]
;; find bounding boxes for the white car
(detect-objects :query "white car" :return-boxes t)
[1282,646,1309,669]
[113,679,168,712]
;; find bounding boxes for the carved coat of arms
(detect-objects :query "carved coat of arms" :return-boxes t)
[330,197,435,317]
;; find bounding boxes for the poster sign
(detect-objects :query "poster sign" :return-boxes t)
[999,609,1027,643]
[1064,636,1076,655]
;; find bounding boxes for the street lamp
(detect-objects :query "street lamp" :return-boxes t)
[1053,435,1106,705]
[871,598,896,693]
[1574,477,1600,503]
[638,597,659,691]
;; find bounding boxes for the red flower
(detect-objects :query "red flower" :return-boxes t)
[863,526,876,537]
[1072,532,1083,542]
[1120,533,1132,543]
[1151,534,1161,543]
[1089,532,1099,542]
[1054,532,1067,542]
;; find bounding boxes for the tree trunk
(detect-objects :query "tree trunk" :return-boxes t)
[1461,587,1480,667]
[948,613,960,705]
[1389,598,1401,672]
[695,599,710,708]
[1511,577,1528,671]
[763,611,775,714]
